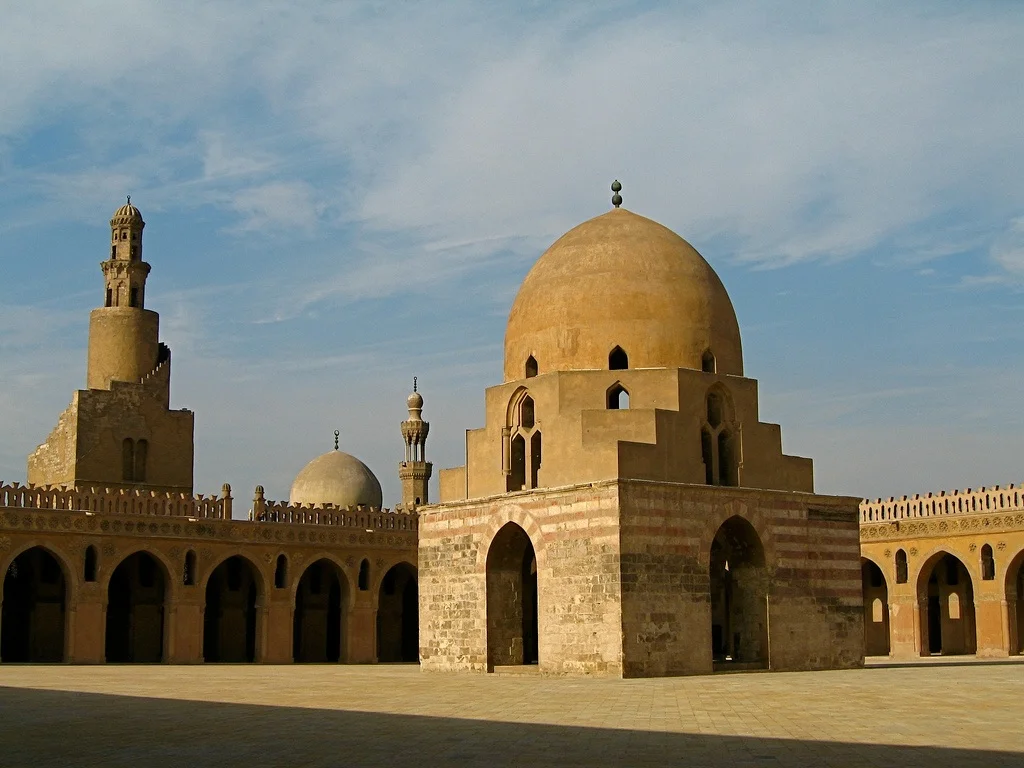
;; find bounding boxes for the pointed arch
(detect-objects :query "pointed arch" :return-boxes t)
[609,346,628,370]
[709,516,768,668]
[105,550,169,662]
[1,545,69,662]
[377,561,418,662]
[606,382,629,410]
[916,550,977,656]
[525,356,538,378]
[293,558,349,663]
[203,554,264,662]
[701,349,717,373]
[486,522,538,669]
[861,557,890,656]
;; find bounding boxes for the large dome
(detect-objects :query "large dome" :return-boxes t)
[290,450,383,509]
[504,207,743,381]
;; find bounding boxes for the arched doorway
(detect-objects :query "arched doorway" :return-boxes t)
[1,547,67,662]
[861,558,890,656]
[918,552,976,656]
[710,516,768,668]
[204,555,260,662]
[486,522,538,669]
[1006,550,1024,655]
[293,559,346,663]
[377,563,418,662]
[106,552,167,663]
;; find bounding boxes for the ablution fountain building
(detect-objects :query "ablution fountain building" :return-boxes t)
[1,189,1022,673]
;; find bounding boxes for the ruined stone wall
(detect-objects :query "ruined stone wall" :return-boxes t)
[27,396,80,488]
[617,481,863,677]
[418,483,624,675]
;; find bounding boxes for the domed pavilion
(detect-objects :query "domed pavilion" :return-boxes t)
[418,183,864,678]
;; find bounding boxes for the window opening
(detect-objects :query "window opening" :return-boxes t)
[358,559,370,591]
[607,384,629,410]
[609,346,628,370]
[981,544,995,581]
[895,549,908,584]
[521,397,535,430]
[525,356,538,378]
[134,439,148,482]
[702,349,716,373]
[184,551,196,586]
[274,554,287,589]
[84,546,98,582]
[122,438,134,482]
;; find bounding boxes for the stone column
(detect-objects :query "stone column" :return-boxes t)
[348,603,377,663]
[69,586,106,663]
[975,596,1008,657]
[888,595,919,660]
[263,594,294,663]
[170,596,204,663]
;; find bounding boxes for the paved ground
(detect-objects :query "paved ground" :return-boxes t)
[0,659,1021,767]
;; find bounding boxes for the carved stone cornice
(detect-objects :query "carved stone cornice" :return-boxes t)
[860,511,1024,542]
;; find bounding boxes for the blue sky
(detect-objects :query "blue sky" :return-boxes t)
[1,2,1022,509]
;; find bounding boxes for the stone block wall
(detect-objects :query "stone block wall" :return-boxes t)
[418,483,624,675]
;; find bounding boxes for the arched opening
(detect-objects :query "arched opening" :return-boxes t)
[293,559,347,663]
[609,346,628,370]
[525,356,538,379]
[183,551,196,586]
[134,439,148,483]
[918,552,976,656]
[701,427,714,485]
[718,430,737,487]
[606,383,629,410]
[84,546,98,582]
[895,549,909,584]
[1006,552,1024,655]
[274,555,287,589]
[122,438,134,482]
[1,547,67,662]
[376,562,418,662]
[981,544,995,581]
[710,516,768,669]
[701,349,716,373]
[861,559,890,656]
[530,431,542,489]
[520,397,535,429]
[105,288,113,307]
[129,287,138,307]
[507,434,526,492]
[203,556,260,662]
[106,552,166,663]
[486,522,538,669]
[358,559,370,591]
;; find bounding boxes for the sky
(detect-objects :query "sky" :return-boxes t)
[1,1,1022,511]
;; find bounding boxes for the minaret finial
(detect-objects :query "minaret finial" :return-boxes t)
[413,376,418,393]
[611,180,622,208]
[333,429,339,450]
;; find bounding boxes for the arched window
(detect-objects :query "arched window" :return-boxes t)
[895,549,908,584]
[701,349,716,373]
[700,386,737,486]
[706,392,724,427]
[609,346,628,370]
[525,356,538,378]
[129,287,138,307]
[122,438,134,482]
[84,546,98,582]
[134,439,148,483]
[184,550,197,586]
[530,431,542,489]
[274,554,287,588]
[981,544,995,581]
[701,427,714,485]
[718,430,737,487]
[358,559,370,591]
[606,383,629,410]
[105,288,113,307]
[508,434,526,492]
[521,397,535,429]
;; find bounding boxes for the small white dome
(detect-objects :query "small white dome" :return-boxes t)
[290,450,383,509]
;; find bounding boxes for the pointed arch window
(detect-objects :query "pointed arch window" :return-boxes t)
[274,554,287,588]
[895,549,908,584]
[525,356,538,378]
[981,544,995,580]
[701,349,716,373]
[184,550,197,586]
[700,386,739,486]
[84,546,98,582]
[504,389,543,492]
[606,383,629,410]
[609,346,628,370]
[358,559,370,591]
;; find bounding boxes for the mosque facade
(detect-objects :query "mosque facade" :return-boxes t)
[2,193,1022,672]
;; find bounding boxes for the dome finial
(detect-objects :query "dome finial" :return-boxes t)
[611,180,622,208]
[126,195,131,206]
[333,429,339,450]
[413,376,418,393]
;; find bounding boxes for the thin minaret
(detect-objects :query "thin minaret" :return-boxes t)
[399,377,432,507]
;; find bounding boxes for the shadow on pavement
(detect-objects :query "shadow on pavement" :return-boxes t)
[0,685,1019,768]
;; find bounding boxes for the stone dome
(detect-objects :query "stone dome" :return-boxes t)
[504,207,743,381]
[110,199,144,226]
[290,449,383,509]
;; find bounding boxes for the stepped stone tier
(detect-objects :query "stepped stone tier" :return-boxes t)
[857,483,1024,660]
[420,188,866,677]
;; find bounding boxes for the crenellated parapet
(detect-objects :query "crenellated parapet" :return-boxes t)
[0,480,231,519]
[249,485,418,531]
[860,483,1024,523]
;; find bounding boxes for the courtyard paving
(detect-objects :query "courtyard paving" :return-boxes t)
[0,658,1021,767]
